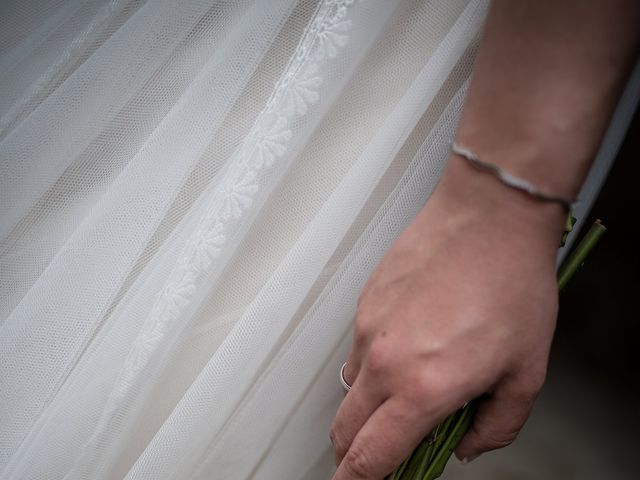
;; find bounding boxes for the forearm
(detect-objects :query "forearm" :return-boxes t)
[436,0,639,239]
[331,5,640,476]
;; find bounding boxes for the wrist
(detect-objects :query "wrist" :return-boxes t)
[425,153,567,256]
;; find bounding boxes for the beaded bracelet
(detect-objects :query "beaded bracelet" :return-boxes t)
[451,142,575,212]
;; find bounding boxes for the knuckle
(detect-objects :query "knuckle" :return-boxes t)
[483,428,519,450]
[513,370,547,401]
[410,371,450,403]
[364,339,392,377]
[405,375,431,403]
[343,445,375,478]
[471,419,521,451]
[529,368,547,393]
[354,302,378,345]
[329,424,348,459]
[353,315,372,349]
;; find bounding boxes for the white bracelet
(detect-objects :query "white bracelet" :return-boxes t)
[451,143,575,211]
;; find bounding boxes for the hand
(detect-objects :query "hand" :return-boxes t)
[329,157,566,479]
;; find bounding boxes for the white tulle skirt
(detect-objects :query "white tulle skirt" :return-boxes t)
[0,1,634,478]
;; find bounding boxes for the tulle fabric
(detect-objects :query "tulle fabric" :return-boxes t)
[0,1,633,478]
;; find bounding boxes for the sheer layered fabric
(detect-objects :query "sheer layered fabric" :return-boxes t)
[0,0,633,478]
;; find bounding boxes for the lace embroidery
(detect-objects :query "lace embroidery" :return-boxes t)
[116,0,364,390]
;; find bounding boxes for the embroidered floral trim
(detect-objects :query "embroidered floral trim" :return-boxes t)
[117,0,365,388]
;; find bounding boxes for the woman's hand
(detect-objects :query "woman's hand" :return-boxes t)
[328,0,639,475]
[330,156,567,479]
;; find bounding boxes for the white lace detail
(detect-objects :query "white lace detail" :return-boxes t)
[0,1,508,476]
[115,0,363,394]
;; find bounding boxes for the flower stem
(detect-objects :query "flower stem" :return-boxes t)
[557,219,606,292]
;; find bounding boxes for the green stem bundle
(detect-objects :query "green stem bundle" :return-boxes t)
[557,219,606,292]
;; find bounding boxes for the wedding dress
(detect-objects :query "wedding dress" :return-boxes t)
[1,1,637,479]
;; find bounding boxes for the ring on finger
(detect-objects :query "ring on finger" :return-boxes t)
[339,362,352,392]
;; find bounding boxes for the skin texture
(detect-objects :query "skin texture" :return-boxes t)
[330,1,640,479]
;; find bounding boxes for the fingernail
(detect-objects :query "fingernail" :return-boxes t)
[461,454,480,465]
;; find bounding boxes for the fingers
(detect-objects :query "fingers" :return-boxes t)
[332,397,428,480]
[331,370,385,466]
[454,376,541,461]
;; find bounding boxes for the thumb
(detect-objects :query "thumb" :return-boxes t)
[454,376,542,462]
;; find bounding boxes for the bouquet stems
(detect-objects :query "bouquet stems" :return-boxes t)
[557,219,606,292]
[389,218,605,480]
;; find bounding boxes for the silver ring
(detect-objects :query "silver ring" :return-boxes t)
[339,362,352,392]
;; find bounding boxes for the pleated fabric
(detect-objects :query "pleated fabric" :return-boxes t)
[0,1,631,478]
